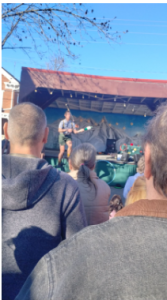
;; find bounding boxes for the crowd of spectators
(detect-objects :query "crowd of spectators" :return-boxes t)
[2,102,167,300]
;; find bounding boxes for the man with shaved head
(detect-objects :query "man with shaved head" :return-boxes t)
[4,102,48,157]
[2,102,87,300]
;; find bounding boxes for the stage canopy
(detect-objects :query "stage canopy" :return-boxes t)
[19,67,167,116]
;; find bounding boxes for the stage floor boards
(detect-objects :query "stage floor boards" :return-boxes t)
[44,150,116,160]
[44,150,135,165]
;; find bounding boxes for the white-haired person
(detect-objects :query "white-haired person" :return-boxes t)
[15,103,167,300]
[2,102,87,300]
[68,143,111,225]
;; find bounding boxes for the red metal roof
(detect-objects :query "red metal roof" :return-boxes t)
[19,67,167,104]
[22,67,167,84]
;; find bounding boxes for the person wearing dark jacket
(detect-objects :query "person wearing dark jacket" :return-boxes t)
[15,103,167,300]
[2,102,87,300]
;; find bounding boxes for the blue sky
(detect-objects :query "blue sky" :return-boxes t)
[2,3,167,81]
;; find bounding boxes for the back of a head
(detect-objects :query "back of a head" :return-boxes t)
[109,194,123,213]
[143,102,167,197]
[125,176,146,206]
[70,143,96,186]
[8,102,47,146]
[137,155,145,174]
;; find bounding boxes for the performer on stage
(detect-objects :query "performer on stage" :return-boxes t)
[58,111,84,165]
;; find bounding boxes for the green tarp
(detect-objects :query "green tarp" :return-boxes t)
[95,160,137,188]
[45,157,70,173]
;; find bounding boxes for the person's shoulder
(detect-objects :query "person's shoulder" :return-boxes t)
[59,171,79,189]
[15,214,167,299]
[96,177,110,190]
[125,175,134,185]
[126,173,140,184]
[97,177,109,186]
[45,169,79,199]
[45,217,132,260]
[134,172,142,179]
[48,212,167,260]
[50,220,113,255]
[60,171,77,183]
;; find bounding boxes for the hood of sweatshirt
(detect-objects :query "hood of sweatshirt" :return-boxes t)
[2,154,59,211]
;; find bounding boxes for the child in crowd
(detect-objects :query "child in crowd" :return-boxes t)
[109,194,124,219]
[125,176,146,206]
[69,143,111,225]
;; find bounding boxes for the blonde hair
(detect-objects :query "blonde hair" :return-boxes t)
[125,176,146,206]
[136,155,145,174]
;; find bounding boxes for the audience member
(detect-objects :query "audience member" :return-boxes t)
[125,176,146,206]
[68,143,111,225]
[15,102,167,300]
[123,155,145,199]
[109,194,123,219]
[2,103,87,300]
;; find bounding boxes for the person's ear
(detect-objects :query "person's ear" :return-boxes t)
[43,127,49,144]
[144,143,152,180]
[3,122,9,140]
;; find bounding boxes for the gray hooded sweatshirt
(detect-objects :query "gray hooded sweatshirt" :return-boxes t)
[2,154,87,300]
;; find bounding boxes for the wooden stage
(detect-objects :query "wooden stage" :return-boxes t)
[44,149,136,165]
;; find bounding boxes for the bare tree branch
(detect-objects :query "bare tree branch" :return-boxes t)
[3,47,31,49]
[46,55,68,71]
[2,18,20,48]
[2,3,128,60]
[2,7,111,39]
[2,3,25,17]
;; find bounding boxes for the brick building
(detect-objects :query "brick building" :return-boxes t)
[1,67,20,137]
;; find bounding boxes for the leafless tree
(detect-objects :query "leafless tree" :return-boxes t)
[46,55,68,71]
[2,3,128,60]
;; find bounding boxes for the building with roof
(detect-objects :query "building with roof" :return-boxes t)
[12,66,167,191]
[19,67,167,116]
[1,67,20,138]
[18,67,167,155]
